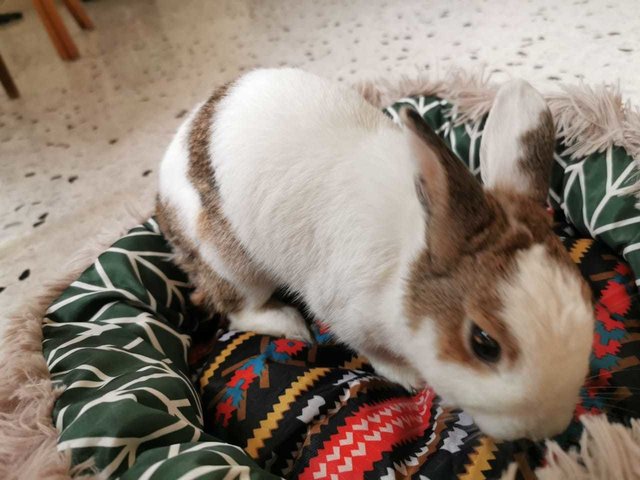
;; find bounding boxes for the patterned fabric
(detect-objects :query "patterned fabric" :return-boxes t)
[197,231,640,479]
[556,224,640,434]
[43,219,278,479]
[385,96,640,288]
[42,94,640,479]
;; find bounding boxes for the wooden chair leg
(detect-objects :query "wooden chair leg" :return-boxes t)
[62,0,95,30]
[0,54,20,99]
[32,0,79,61]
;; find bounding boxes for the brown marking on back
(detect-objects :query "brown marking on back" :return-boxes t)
[155,82,274,314]
[155,198,243,313]
[186,83,273,297]
[518,109,556,204]
[187,83,230,196]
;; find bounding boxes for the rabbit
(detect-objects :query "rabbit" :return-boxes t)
[157,68,595,440]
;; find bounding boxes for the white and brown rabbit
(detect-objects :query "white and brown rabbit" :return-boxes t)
[157,68,594,440]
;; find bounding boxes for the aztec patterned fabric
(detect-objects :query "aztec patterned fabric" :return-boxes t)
[196,227,640,479]
[42,95,640,479]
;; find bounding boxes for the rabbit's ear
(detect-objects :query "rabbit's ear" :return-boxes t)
[480,80,555,204]
[401,108,495,271]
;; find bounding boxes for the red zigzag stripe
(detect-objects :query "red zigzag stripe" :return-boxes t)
[300,390,435,480]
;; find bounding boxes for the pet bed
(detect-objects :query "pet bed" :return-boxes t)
[2,74,640,480]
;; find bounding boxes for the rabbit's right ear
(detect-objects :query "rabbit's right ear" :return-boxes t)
[401,108,494,272]
[480,80,555,204]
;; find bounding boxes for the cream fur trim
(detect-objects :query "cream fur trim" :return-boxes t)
[0,204,151,480]
[538,415,640,480]
[356,70,640,171]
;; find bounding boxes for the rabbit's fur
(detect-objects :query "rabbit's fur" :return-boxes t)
[157,69,594,440]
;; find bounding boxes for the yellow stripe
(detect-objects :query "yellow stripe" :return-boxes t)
[458,436,498,480]
[199,331,255,391]
[245,367,331,458]
[342,355,367,370]
[569,238,593,264]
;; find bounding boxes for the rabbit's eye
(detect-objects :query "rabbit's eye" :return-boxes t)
[470,323,501,363]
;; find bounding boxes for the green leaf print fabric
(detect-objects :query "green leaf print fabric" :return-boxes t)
[43,219,279,479]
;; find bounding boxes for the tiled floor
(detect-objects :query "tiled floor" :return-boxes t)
[1,0,639,328]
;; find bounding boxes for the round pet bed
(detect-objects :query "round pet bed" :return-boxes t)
[2,74,640,480]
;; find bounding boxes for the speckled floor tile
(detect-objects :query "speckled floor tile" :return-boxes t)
[1,0,639,330]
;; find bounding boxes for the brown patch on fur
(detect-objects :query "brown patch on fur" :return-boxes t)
[404,210,521,368]
[403,108,497,273]
[155,198,243,313]
[187,84,229,195]
[405,186,590,369]
[157,83,274,315]
[187,84,272,292]
[402,105,588,369]
[519,109,556,204]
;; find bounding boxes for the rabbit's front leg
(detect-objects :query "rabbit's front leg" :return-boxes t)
[228,298,312,342]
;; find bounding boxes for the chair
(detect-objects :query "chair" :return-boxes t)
[32,0,94,61]
[0,53,20,99]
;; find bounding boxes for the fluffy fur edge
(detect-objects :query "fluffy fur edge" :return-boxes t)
[537,415,640,480]
[499,415,640,480]
[0,202,151,480]
[2,73,640,478]
[356,69,640,194]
